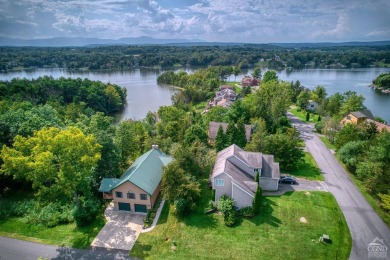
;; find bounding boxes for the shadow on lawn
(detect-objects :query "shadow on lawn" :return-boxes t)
[247,197,282,227]
[183,211,218,229]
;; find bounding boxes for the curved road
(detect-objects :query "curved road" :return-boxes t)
[289,113,390,260]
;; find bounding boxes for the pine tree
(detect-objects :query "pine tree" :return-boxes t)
[236,119,247,148]
[252,185,263,215]
[318,115,321,122]
[255,171,259,183]
[306,112,310,122]
[226,122,237,146]
[215,125,226,151]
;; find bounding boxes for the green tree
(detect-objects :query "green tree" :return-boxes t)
[311,85,327,102]
[255,171,259,183]
[217,195,239,227]
[322,117,340,144]
[338,141,366,172]
[297,89,310,109]
[183,124,208,146]
[235,119,248,148]
[252,185,262,215]
[225,122,237,146]
[161,161,201,214]
[326,92,344,116]
[1,127,101,204]
[252,67,261,79]
[339,91,365,117]
[215,125,227,151]
[306,112,310,121]
[262,70,278,83]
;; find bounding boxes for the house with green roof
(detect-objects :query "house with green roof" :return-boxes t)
[98,145,172,213]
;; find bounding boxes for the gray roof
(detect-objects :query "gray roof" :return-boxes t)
[212,144,280,195]
[350,109,374,120]
[208,121,252,142]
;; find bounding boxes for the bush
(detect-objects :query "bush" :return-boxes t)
[208,200,216,210]
[314,121,324,133]
[174,198,189,218]
[72,198,101,228]
[238,206,254,218]
[218,195,239,226]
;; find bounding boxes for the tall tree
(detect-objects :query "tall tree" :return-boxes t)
[1,127,101,203]
[262,70,278,83]
[339,91,365,117]
[225,122,237,146]
[235,119,248,148]
[252,67,261,79]
[215,125,227,152]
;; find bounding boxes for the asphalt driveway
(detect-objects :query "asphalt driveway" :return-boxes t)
[264,178,328,196]
[288,112,390,260]
[91,203,144,251]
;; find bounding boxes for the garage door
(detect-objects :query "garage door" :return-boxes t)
[118,202,131,211]
[134,204,147,213]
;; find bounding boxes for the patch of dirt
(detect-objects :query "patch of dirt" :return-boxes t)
[300,217,308,223]
[305,192,311,196]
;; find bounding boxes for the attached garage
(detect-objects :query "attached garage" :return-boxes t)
[134,204,147,213]
[118,202,131,211]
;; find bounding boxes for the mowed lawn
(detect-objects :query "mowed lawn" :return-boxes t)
[131,191,351,260]
[0,212,105,249]
[284,152,324,181]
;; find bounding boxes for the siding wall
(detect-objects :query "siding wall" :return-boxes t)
[112,181,151,211]
[214,173,232,202]
[232,183,254,209]
[259,178,279,191]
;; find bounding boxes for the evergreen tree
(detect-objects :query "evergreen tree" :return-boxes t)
[235,119,247,148]
[252,185,263,215]
[215,125,226,151]
[306,112,310,121]
[255,171,259,183]
[318,115,321,122]
[226,122,237,146]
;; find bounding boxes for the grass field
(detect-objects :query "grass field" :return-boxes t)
[131,184,351,260]
[0,215,105,248]
[284,152,324,181]
[289,106,319,123]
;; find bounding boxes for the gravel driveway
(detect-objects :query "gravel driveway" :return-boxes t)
[91,203,144,251]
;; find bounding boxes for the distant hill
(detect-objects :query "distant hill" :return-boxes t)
[270,41,390,48]
[0,36,389,48]
[0,36,199,47]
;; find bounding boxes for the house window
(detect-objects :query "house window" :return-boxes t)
[215,179,224,186]
[127,192,135,199]
[254,168,259,173]
[115,191,123,198]
[347,115,351,120]
[140,194,147,200]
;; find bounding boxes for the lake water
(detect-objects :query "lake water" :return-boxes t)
[1,67,390,122]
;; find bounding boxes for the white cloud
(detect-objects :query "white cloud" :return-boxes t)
[0,0,389,42]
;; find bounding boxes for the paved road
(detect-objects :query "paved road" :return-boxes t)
[288,113,390,260]
[0,237,133,260]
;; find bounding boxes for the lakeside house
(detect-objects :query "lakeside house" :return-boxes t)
[208,86,238,108]
[211,144,280,209]
[241,76,260,87]
[340,109,390,132]
[306,100,318,111]
[98,145,172,213]
[208,121,252,143]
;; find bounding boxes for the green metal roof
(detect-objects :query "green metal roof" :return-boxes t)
[98,149,172,195]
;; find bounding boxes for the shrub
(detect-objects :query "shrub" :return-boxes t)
[297,108,301,112]
[208,200,216,210]
[314,121,324,133]
[238,206,254,218]
[252,186,262,215]
[218,195,239,226]
[72,198,101,227]
[306,112,310,121]
[174,198,189,218]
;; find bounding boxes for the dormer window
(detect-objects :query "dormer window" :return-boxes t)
[254,168,259,172]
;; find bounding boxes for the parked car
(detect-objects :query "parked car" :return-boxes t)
[279,176,297,184]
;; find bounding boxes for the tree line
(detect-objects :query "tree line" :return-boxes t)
[1,44,389,72]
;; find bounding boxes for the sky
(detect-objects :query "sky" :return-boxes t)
[0,0,389,43]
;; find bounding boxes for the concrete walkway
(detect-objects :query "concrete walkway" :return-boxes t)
[91,203,144,251]
[141,200,165,233]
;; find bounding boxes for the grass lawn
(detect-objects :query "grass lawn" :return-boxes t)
[284,152,324,181]
[319,135,336,151]
[289,106,319,123]
[0,214,105,248]
[131,187,351,259]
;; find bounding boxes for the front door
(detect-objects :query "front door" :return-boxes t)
[118,202,131,211]
[134,204,147,213]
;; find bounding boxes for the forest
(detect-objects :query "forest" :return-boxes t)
[1,44,390,72]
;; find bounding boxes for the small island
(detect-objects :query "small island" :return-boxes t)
[372,72,390,94]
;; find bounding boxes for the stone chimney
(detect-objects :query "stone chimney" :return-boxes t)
[152,144,159,150]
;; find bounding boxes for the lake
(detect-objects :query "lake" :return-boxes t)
[1,67,390,123]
